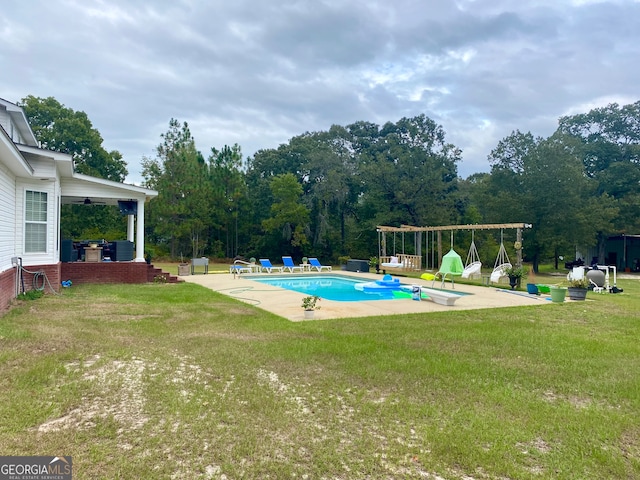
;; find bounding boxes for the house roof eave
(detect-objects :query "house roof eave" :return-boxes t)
[0,125,34,176]
[0,97,39,147]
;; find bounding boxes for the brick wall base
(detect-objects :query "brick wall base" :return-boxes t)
[0,263,61,312]
[0,267,16,312]
[61,262,150,284]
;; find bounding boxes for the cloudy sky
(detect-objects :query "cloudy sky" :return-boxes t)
[1,0,639,183]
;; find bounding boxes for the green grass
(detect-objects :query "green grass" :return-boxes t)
[1,279,639,479]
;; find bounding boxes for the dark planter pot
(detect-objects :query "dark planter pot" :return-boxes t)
[508,276,522,290]
[567,287,588,301]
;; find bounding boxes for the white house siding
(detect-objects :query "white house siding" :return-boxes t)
[0,161,17,274]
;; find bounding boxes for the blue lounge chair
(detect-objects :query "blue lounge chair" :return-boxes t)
[229,259,252,274]
[282,256,303,273]
[308,257,332,272]
[259,258,284,273]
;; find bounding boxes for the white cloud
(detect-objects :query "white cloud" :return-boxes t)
[0,0,638,182]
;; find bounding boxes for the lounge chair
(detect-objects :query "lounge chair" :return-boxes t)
[282,256,303,273]
[259,259,284,273]
[308,257,332,272]
[229,259,252,274]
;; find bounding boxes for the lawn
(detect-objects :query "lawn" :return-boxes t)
[1,278,639,479]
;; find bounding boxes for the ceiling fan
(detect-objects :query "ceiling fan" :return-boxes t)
[71,197,106,205]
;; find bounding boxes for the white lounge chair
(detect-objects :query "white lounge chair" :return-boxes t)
[229,260,252,274]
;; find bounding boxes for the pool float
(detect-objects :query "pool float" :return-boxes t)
[354,274,403,293]
[420,273,435,281]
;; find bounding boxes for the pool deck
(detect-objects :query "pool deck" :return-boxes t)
[182,271,557,321]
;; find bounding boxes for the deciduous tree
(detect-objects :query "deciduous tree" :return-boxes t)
[261,173,310,257]
[485,131,617,271]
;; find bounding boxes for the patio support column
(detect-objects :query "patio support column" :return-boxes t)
[127,215,135,242]
[134,200,145,262]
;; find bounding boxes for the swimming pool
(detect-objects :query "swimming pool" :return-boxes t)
[249,275,410,302]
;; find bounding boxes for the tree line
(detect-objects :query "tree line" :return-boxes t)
[20,96,640,271]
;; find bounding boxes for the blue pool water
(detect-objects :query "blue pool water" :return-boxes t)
[249,275,409,302]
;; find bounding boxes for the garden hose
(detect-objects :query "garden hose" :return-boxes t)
[17,264,60,295]
[32,271,46,291]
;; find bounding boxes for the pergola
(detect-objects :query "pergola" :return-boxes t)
[376,223,532,269]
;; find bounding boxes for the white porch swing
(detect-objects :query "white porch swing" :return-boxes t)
[490,230,512,283]
[378,230,421,272]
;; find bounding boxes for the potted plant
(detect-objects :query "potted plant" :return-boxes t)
[504,265,527,290]
[369,256,380,274]
[338,255,350,271]
[301,295,321,319]
[567,276,589,300]
[549,285,567,303]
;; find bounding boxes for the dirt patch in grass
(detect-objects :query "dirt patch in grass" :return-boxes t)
[620,427,640,463]
[38,355,150,433]
[542,389,595,409]
[183,331,265,341]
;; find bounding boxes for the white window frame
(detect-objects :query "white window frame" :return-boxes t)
[25,190,48,253]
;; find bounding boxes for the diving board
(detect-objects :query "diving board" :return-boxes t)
[401,285,462,306]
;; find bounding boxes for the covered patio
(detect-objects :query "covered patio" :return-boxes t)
[60,172,156,263]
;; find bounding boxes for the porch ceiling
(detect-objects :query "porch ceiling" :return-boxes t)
[60,173,157,207]
[60,195,135,207]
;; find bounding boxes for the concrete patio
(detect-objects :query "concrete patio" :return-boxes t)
[182,271,557,321]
